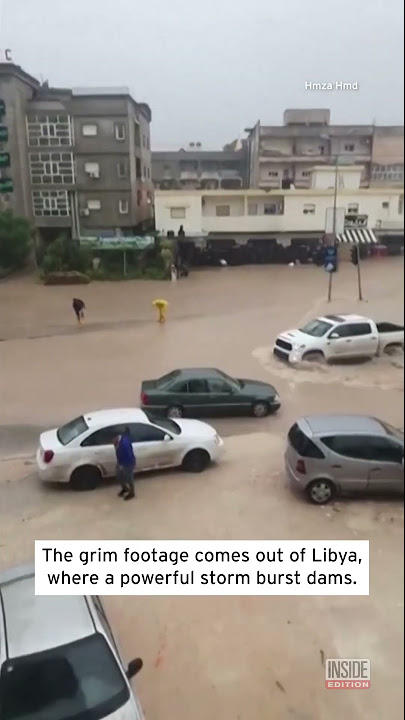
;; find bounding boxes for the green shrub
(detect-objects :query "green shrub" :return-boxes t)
[41,236,91,274]
[0,211,31,270]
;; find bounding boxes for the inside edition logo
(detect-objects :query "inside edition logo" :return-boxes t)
[326,659,370,689]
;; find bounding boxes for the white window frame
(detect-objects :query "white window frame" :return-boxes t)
[119,199,129,214]
[87,199,101,211]
[268,171,279,177]
[303,203,316,215]
[26,114,73,147]
[170,207,186,219]
[32,189,70,217]
[82,124,98,137]
[29,151,75,185]
[301,170,311,177]
[344,143,355,152]
[382,201,390,209]
[347,203,359,213]
[115,123,126,141]
[215,205,230,217]
[117,161,128,178]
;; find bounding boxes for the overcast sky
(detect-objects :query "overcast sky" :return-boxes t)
[2,0,404,149]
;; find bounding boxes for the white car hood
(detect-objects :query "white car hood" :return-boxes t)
[176,418,217,438]
[278,329,316,346]
[101,697,143,719]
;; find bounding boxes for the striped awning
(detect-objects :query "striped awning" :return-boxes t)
[336,228,378,244]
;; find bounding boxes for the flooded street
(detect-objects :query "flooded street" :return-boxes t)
[0,259,404,719]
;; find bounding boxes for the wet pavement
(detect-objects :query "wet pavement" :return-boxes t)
[0,259,404,719]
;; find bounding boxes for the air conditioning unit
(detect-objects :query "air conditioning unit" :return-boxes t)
[79,209,90,217]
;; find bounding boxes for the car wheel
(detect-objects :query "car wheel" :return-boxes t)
[252,401,269,418]
[167,405,183,419]
[302,351,325,363]
[70,465,101,491]
[306,479,335,505]
[182,449,210,473]
[384,343,403,356]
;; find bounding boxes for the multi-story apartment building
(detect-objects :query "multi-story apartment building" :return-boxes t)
[152,144,248,190]
[246,109,404,190]
[0,62,153,242]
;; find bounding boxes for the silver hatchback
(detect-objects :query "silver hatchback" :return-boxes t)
[285,414,404,504]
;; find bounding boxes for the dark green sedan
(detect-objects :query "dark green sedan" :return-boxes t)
[140,368,281,419]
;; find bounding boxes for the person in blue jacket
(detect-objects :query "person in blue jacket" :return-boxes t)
[115,427,136,500]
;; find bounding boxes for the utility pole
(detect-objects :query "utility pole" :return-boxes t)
[327,154,339,302]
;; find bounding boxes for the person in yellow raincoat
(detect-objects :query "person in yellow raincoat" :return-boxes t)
[152,299,168,323]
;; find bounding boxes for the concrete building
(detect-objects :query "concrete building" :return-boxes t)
[152,144,248,191]
[0,63,153,242]
[246,109,404,190]
[155,166,404,252]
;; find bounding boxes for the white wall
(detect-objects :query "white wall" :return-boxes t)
[154,189,404,236]
[260,137,293,156]
[311,166,363,190]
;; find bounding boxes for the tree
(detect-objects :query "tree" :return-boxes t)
[0,210,31,270]
[41,236,91,274]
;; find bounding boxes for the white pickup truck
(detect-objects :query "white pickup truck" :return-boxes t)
[273,314,404,364]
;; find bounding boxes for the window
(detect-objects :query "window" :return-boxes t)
[264,203,278,215]
[382,201,390,209]
[344,144,355,152]
[57,416,89,445]
[321,435,403,463]
[248,203,258,216]
[114,123,126,141]
[82,124,98,137]
[135,158,142,178]
[170,381,189,393]
[207,378,232,393]
[134,122,141,146]
[137,190,142,206]
[144,414,182,435]
[84,162,100,178]
[32,189,70,217]
[0,634,129,720]
[119,199,129,214]
[188,379,209,393]
[216,205,230,217]
[331,323,372,338]
[347,203,359,213]
[303,203,316,215]
[129,423,165,443]
[301,171,311,177]
[87,199,101,211]
[81,425,126,447]
[26,114,73,147]
[268,171,279,177]
[288,424,325,459]
[156,370,181,387]
[170,207,186,219]
[299,319,333,337]
[117,161,127,178]
[29,152,75,185]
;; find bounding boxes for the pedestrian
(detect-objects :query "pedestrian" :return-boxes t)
[72,298,85,325]
[152,298,168,323]
[115,427,136,500]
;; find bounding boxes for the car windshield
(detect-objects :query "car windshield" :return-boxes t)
[299,319,334,337]
[57,416,89,446]
[215,370,241,390]
[156,370,180,388]
[379,420,404,443]
[145,414,181,435]
[0,633,129,720]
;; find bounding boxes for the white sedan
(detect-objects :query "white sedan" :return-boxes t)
[36,408,224,491]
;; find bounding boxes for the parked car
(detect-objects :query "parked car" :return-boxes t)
[273,314,404,363]
[36,408,224,490]
[141,368,281,419]
[0,564,145,719]
[285,414,404,504]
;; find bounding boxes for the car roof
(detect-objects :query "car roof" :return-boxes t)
[174,368,224,378]
[303,414,386,436]
[0,567,95,659]
[320,314,370,324]
[83,408,148,427]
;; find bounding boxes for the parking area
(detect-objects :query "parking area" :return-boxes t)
[0,259,404,719]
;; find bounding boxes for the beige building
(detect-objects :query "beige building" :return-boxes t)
[246,109,404,191]
[155,166,404,248]
[0,63,153,242]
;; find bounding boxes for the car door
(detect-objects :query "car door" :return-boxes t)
[365,436,404,493]
[129,422,176,471]
[346,322,378,357]
[326,324,353,357]
[183,378,211,416]
[206,377,242,416]
[320,435,373,492]
[80,424,126,477]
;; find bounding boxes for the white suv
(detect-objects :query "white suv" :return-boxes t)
[0,565,145,719]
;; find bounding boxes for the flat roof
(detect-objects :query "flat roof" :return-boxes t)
[1,575,94,658]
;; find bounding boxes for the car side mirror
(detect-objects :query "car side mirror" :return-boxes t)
[329,333,339,340]
[163,434,172,442]
[127,658,143,679]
